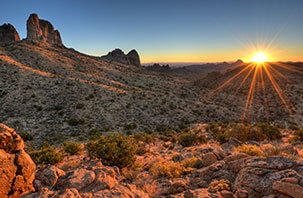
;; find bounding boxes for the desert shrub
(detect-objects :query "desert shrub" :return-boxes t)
[264,144,283,156]
[63,141,82,155]
[149,160,184,178]
[182,157,203,169]
[210,122,282,144]
[235,144,264,157]
[208,179,231,193]
[178,132,197,147]
[19,132,33,141]
[156,124,172,134]
[293,129,303,141]
[68,118,85,126]
[124,123,137,130]
[136,144,148,155]
[229,124,266,142]
[86,133,137,168]
[196,134,208,144]
[256,122,282,140]
[76,103,85,109]
[133,132,155,144]
[88,129,103,140]
[29,146,64,165]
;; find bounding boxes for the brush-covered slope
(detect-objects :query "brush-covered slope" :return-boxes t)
[0,40,237,144]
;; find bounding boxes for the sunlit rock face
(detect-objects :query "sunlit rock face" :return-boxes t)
[26,13,63,46]
[101,48,141,66]
[0,123,36,198]
[0,24,20,45]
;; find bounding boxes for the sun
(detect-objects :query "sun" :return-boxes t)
[251,52,268,63]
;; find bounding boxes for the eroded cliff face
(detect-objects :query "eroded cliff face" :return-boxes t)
[26,14,63,46]
[0,124,36,198]
[0,24,20,45]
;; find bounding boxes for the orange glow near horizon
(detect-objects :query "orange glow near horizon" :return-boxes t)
[203,41,302,123]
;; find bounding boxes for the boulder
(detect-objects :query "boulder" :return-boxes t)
[202,152,218,167]
[0,123,36,198]
[22,187,81,198]
[272,180,303,198]
[26,13,63,46]
[93,184,149,198]
[0,24,20,45]
[168,179,187,194]
[35,165,65,187]
[55,168,95,191]
[234,157,303,197]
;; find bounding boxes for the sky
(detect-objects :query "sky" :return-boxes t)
[1,0,302,63]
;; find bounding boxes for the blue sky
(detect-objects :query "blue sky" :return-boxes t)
[1,0,302,62]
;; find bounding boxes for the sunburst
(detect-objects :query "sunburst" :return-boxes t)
[207,42,302,123]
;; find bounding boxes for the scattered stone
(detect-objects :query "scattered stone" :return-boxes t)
[272,180,303,198]
[55,168,95,191]
[169,179,187,194]
[202,152,218,167]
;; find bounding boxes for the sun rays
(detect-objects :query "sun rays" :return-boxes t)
[208,46,301,123]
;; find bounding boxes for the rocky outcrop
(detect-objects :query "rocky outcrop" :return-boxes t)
[0,24,20,45]
[27,161,149,198]
[234,156,303,197]
[126,49,141,66]
[101,48,141,66]
[26,14,63,46]
[0,123,36,198]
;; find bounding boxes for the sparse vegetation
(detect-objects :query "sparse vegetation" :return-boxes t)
[178,132,207,147]
[149,160,184,178]
[63,141,82,155]
[29,143,64,165]
[235,144,264,156]
[86,133,137,168]
[19,132,33,141]
[208,122,282,144]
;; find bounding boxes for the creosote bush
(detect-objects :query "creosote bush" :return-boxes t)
[133,132,155,144]
[149,160,184,178]
[293,129,303,141]
[235,144,264,157]
[208,122,282,144]
[19,132,33,141]
[178,132,207,147]
[29,142,64,165]
[86,133,137,168]
[63,141,82,155]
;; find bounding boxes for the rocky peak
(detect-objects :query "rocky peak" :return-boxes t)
[0,23,20,45]
[101,48,141,66]
[26,13,63,46]
[126,49,141,66]
[234,59,244,65]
